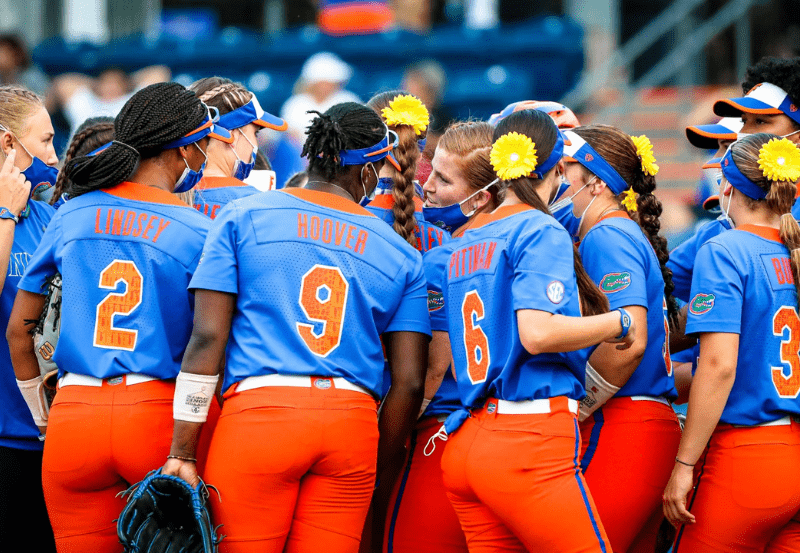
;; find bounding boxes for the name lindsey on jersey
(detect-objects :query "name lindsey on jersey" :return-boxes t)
[94,208,171,243]
[449,241,498,279]
[297,213,368,255]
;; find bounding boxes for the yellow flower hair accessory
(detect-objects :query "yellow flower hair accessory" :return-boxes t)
[381,95,430,136]
[490,132,538,180]
[621,188,638,212]
[631,135,659,177]
[758,138,800,182]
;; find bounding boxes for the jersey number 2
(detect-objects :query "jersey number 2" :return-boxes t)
[94,260,143,351]
[462,290,490,384]
[772,306,800,398]
[297,265,349,357]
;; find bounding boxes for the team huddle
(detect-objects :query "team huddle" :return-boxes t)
[1,54,800,553]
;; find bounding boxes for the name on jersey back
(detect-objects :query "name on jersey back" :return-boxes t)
[297,212,368,255]
[94,208,171,243]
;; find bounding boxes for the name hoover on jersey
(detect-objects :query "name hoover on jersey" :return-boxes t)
[297,213,368,255]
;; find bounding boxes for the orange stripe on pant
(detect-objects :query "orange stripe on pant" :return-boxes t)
[204,383,379,553]
[383,415,468,553]
[441,397,611,553]
[675,419,800,552]
[579,397,681,553]
[42,378,219,553]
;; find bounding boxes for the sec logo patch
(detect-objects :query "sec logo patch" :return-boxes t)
[546,280,565,304]
[600,272,631,293]
[690,293,715,315]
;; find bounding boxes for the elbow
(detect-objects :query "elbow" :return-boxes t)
[520,328,550,357]
[6,318,30,356]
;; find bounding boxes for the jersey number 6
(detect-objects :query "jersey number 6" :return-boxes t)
[94,260,143,351]
[772,306,800,398]
[297,265,349,357]
[462,290,490,384]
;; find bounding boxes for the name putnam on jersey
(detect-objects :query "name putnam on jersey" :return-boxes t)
[297,212,368,255]
[94,208,171,243]
[449,241,498,279]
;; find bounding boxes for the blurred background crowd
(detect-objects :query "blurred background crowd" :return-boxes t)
[0,0,798,244]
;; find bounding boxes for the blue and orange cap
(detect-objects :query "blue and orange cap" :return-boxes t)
[489,100,581,129]
[338,130,401,171]
[714,82,800,126]
[685,117,743,150]
[162,105,233,150]
[217,94,288,132]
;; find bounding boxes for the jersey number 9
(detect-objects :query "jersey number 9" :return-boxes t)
[772,306,800,399]
[94,260,143,351]
[462,290,490,384]
[297,265,349,357]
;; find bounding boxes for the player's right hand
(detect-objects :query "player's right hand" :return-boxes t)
[0,150,31,217]
[162,457,200,488]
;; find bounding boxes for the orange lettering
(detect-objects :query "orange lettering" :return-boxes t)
[298,213,308,238]
[95,208,103,234]
[122,211,136,236]
[141,216,157,241]
[152,219,171,243]
[310,216,321,240]
[354,230,368,254]
[322,219,333,244]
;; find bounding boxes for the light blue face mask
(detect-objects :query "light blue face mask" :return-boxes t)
[231,130,257,181]
[422,179,498,233]
[174,142,208,193]
[14,138,58,202]
[548,175,596,240]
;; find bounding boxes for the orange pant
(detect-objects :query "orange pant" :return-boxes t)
[204,383,379,553]
[42,378,219,553]
[674,420,800,552]
[580,397,681,552]
[441,397,611,553]
[383,415,468,553]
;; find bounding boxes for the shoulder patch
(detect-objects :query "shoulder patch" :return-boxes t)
[546,280,565,304]
[427,290,444,312]
[689,293,716,315]
[600,272,631,293]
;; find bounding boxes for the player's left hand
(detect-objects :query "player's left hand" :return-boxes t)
[162,457,200,488]
[663,462,696,527]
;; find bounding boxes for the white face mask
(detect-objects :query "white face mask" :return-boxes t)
[720,180,735,228]
[565,175,599,236]
[359,163,378,205]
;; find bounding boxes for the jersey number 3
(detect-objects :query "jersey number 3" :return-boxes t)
[772,306,800,398]
[297,265,349,357]
[94,260,143,351]
[462,290,490,384]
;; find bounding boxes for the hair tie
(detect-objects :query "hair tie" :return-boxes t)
[112,140,139,156]
[381,95,430,136]
[758,138,800,182]
[630,135,659,176]
[490,132,538,180]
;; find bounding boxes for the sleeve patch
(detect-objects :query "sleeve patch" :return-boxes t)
[600,272,631,293]
[546,280,565,304]
[689,293,716,315]
[427,290,444,312]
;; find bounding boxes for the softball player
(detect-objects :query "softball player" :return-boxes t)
[439,109,635,553]
[560,126,681,552]
[0,84,57,553]
[8,82,231,553]
[186,77,287,219]
[663,133,800,552]
[162,102,430,553]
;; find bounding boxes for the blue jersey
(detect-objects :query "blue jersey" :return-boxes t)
[667,216,731,302]
[443,204,590,409]
[686,225,800,425]
[421,246,461,417]
[0,201,54,450]
[19,182,210,380]
[580,213,677,399]
[365,185,451,252]
[193,176,260,220]
[189,188,431,396]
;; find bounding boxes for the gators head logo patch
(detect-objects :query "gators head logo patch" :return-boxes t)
[427,290,444,312]
[600,272,631,293]
[690,293,715,315]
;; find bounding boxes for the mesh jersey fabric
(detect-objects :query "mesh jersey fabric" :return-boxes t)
[193,176,260,220]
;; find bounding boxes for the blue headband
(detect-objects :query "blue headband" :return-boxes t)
[530,130,564,179]
[721,148,767,200]
[162,106,232,150]
[562,131,629,194]
[339,130,399,166]
[217,95,287,132]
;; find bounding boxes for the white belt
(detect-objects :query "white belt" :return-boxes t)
[629,395,671,406]
[487,397,579,415]
[235,374,371,396]
[59,372,160,388]
[732,415,797,428]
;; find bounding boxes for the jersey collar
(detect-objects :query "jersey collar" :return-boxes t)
[737,224,782,243]
[101,181,189,207]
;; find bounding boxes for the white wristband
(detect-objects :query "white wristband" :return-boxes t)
[173,372,219,423]
[418,398,431,419]
[578,362,620,422]
[16,375,49,427]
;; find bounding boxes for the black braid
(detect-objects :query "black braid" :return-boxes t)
[52,116,115,204]
[301,102,387,181]
[66,82,207,196]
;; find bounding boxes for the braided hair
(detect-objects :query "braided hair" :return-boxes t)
[301,102,387,181]
[51,117,114,204]
[367,90,422,247]
[66,82,207,196]
[573,125,679,328]
[189,77,253,116]
[0,85,43,137]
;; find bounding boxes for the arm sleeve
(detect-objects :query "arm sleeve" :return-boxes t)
[511,223,577,314]
[685,241,743,335]
[18,216,61,294]
[667,218,730,303]
[385,253,432,336]
[580,225,648,310]
[423,247,450,332]
[188,203,239,294]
